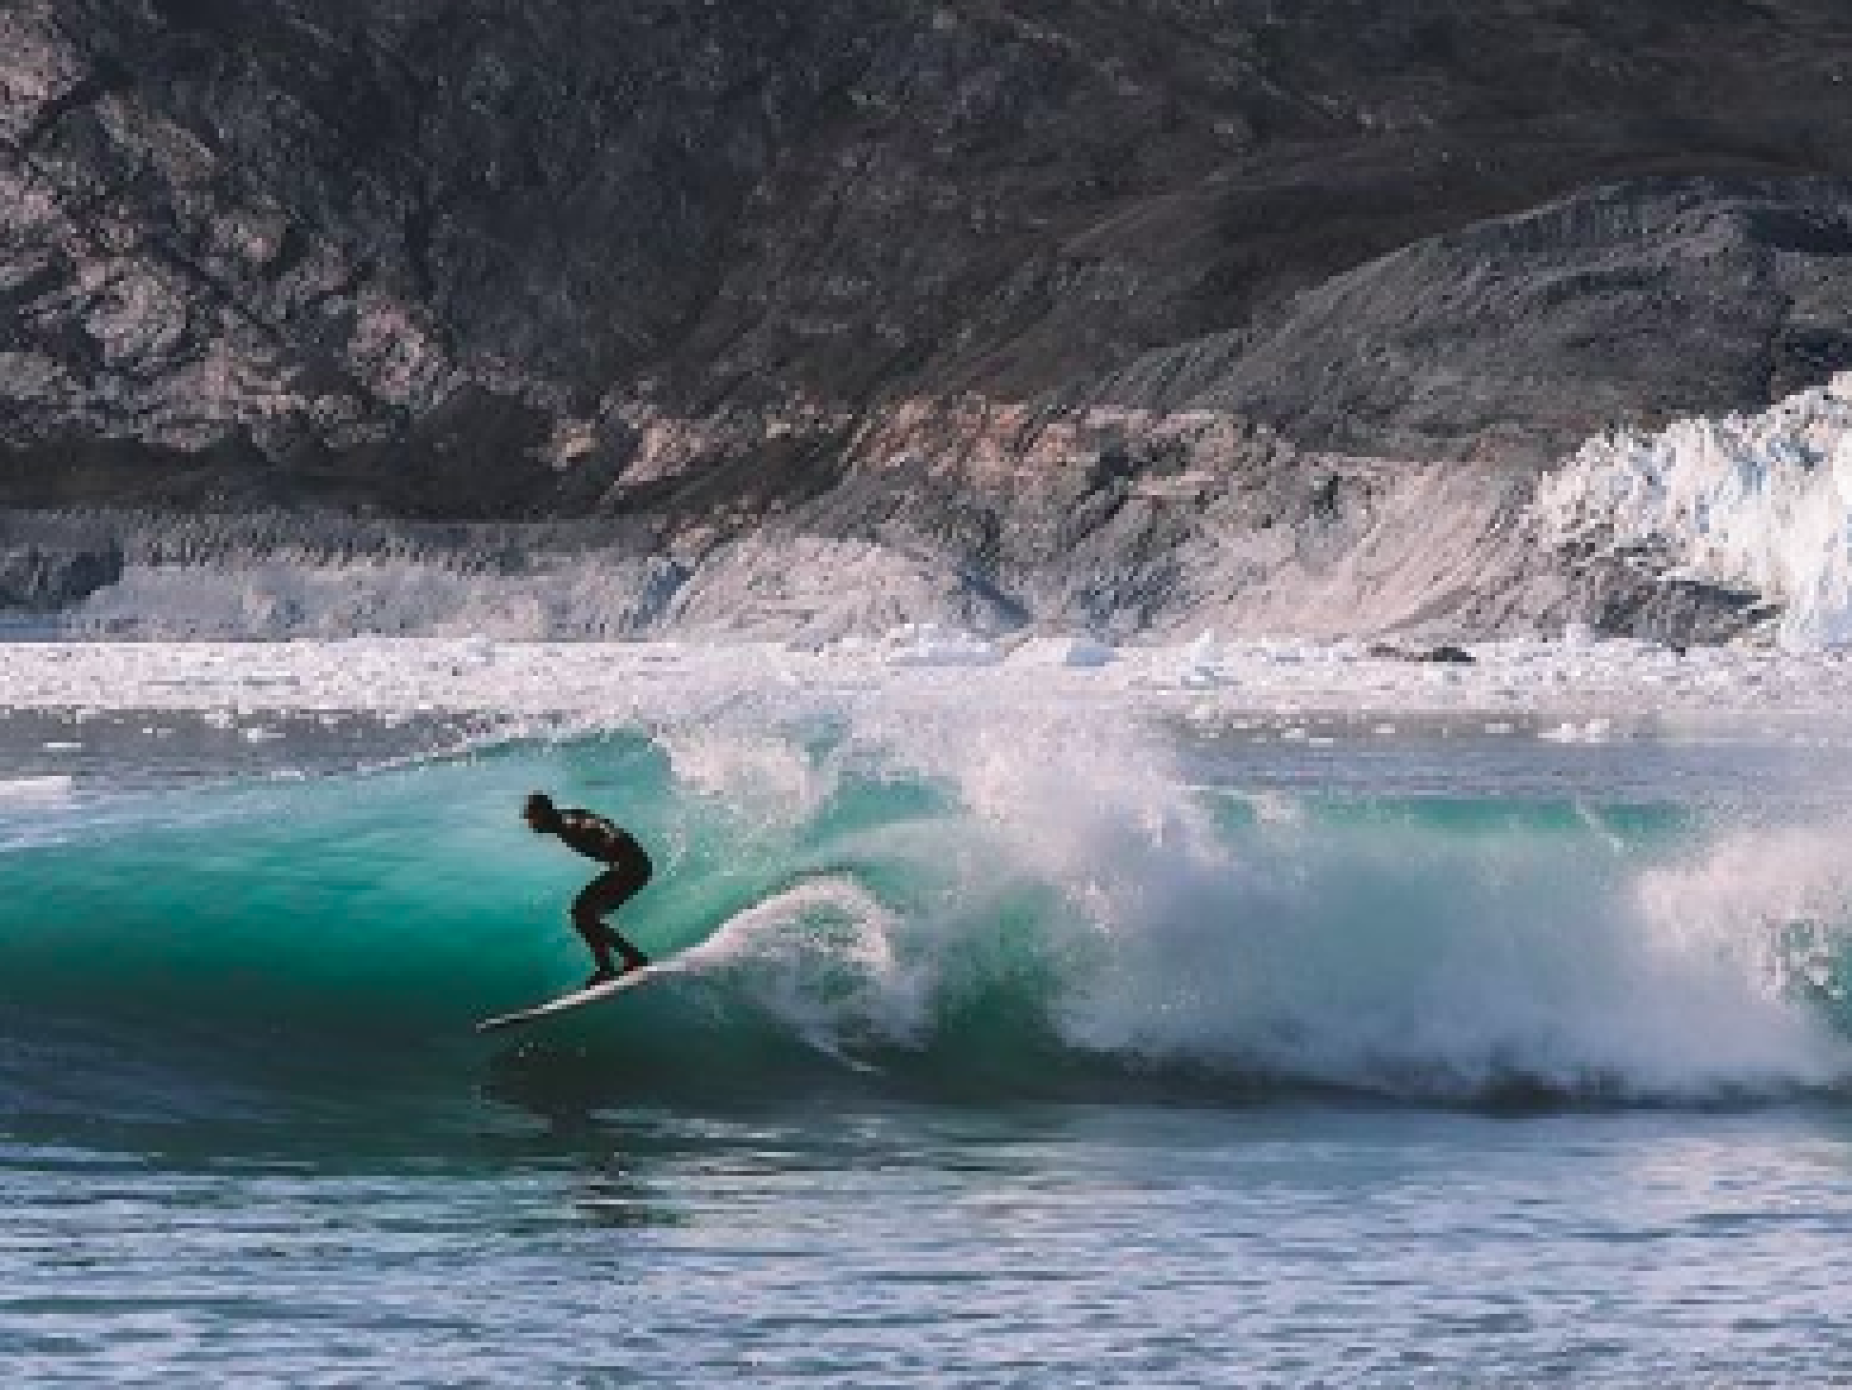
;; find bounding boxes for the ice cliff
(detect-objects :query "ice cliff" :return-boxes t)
[1540,376,1852,649]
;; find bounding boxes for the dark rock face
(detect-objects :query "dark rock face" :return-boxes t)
[1094,181,1852,465]
[1,0,877,514]
[0,520,122,610]
[1551,548,1777,649]
[4,1,1852,638]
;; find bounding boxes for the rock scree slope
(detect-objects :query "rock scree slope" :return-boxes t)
[4,0,1852,640]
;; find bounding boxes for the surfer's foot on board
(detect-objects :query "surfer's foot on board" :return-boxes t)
[584,952,649,991]
[597,926,650,974]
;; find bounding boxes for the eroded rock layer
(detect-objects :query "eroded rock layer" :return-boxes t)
[5,1,1852,639]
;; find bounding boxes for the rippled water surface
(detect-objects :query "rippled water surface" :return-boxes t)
[9,1106,1852,1385]
[4,707,1852,1385]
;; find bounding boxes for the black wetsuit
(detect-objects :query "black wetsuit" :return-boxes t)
[554,809,653,971]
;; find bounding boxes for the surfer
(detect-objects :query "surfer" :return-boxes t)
[522,792,654,988]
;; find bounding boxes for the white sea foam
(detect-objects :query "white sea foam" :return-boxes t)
[939,717,1847,1097]
[676,876,932,1056]
[655,708,1852,1099]
[659,726,837,830]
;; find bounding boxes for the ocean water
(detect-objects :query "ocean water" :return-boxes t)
[4,699,1852,1385]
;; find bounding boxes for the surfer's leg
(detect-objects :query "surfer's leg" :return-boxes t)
[572,865,652,977]
[603,854,654,972]
[601,924,650,971]
[571,873,623,982]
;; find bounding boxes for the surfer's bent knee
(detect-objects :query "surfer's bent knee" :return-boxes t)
[572,862,650,921]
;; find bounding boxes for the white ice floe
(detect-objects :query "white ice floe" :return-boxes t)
[1538,717,1614,744]
[1174,631,1226,688]
[878,623,999,667]
[1006,636,1116,669]
[1538,372,1852,649]
[0,775,74,802]
[0,629,1850,728]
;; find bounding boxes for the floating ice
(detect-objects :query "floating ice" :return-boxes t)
[1539,718,1614,744]
[0,631,1849,727]
[1174,631,1226,688]
[879,623,999,667]
[1006,636,1116,668]
[0,775,74,802]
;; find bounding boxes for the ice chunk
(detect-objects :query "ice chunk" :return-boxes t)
[0,775,74,802]
[879,623,999,667]
[1007,636,1116,668]
[1172,630,1226,687]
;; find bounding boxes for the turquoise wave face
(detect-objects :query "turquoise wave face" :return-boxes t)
[4,718,1851,1119]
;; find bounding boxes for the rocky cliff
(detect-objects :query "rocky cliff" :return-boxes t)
[4,1,1852,639]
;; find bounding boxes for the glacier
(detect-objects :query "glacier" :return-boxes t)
[1539,373,1852,650]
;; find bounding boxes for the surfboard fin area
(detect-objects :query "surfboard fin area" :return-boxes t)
[475,965,665,1034]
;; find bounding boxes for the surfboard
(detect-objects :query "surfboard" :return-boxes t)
[475,966,664,1034]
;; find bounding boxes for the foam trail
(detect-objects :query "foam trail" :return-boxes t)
[777,708,1852,1100]
[674,877,931,1060]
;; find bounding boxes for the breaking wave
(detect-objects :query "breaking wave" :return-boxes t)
[2,707,1850,1121]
